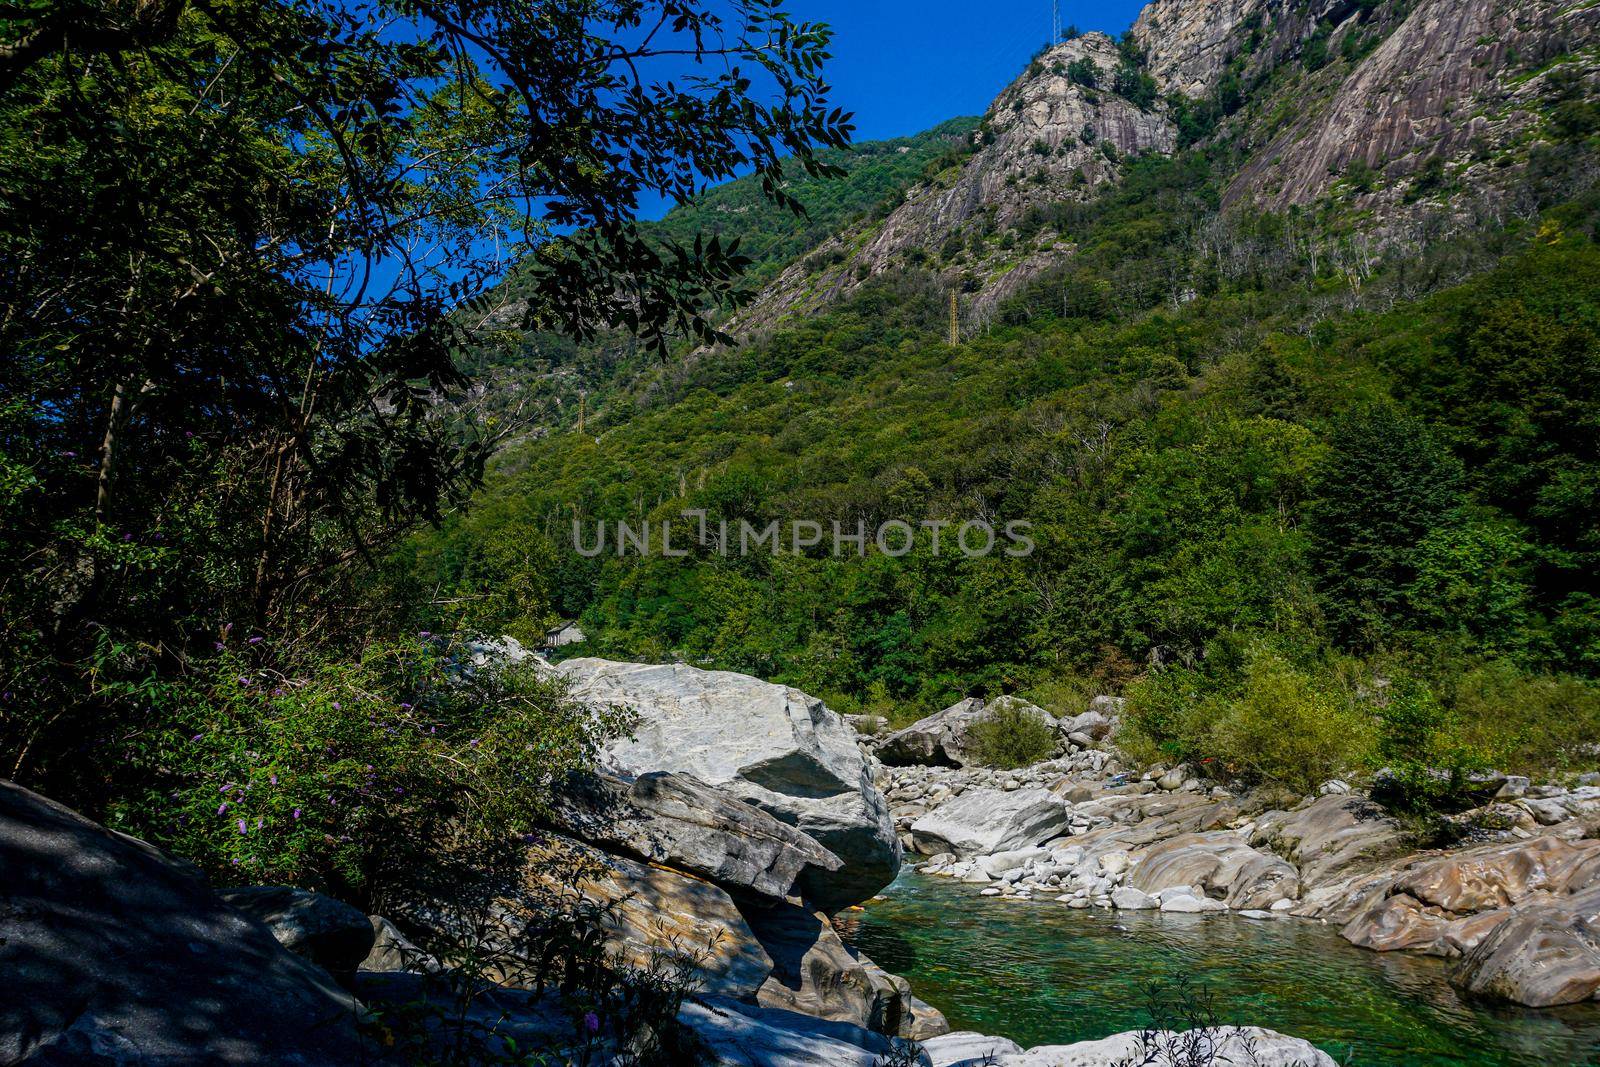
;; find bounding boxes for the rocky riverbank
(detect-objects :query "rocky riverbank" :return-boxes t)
[0,648,1355,1065]
[870,693,1600,1010]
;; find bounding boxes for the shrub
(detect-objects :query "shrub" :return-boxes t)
[107,636,630,908]
[1371,678,1498,815]
[1206,653,1372,794]
[967,699,1058,769]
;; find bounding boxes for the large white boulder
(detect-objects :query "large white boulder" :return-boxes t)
[556,658,899,908]
[994,1027,1338,1066]
[910,788,1072,857]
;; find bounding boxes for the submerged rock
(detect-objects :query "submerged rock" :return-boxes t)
[558,658,899,907]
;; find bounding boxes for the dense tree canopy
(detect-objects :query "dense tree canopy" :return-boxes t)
[0,0,849,803]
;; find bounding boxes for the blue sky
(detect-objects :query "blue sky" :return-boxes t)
[788,1,1151,141]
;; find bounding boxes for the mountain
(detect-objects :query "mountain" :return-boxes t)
[393,0,1600,774]
[727,0,1599,337]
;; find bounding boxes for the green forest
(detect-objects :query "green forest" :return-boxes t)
[399,151,1600,809]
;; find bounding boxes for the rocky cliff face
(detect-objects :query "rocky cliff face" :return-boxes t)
[1226,0,1600,211]
[736,33,1176,333]
[729,0,1597,337]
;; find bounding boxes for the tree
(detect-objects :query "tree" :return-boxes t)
[1307,407,1464,649]
[0,0,850,793]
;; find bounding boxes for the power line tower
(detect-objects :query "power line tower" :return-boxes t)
[1051,0,1061,46]
[948,288,960,347]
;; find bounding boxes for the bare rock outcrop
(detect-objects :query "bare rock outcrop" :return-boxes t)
[557,657,900,909]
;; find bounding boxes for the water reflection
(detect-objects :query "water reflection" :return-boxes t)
[844,874,1600,1067]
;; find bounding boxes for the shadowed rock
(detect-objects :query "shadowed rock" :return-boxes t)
[0,780,366,1065]
[218,885,374,983]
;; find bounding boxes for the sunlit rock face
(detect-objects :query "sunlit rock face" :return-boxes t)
[555,657,900,909]
[737,32,1177,332]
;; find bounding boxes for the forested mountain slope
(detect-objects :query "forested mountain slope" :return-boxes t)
[393,0,1600,795]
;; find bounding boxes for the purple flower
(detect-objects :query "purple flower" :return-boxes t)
[330,701,341,710]
[217,803,228,815]
[237,819,247,835]
[121,533,133,542]
[292,808,302,820]
[238,676,252,686]
[213,641,225,652]
[399,702,412,710]
[584,1012,600,1034]
[269,774,278,785]
[191,733,204,742]
[219,783,232,793]
[418,631,431,639]
[63,450,76,458]
[247,636,263,645]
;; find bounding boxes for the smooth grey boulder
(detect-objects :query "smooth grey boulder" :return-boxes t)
[878,697,1056,768]
[910,788,1072,857]
[995,1027,1338,1066]
[557,658,899,908]
[0,780,365,1066]
[218,884,375,981]
[923,1030,1024,1067]
[1448,901,1600,1007]
[544,769,842,904]
[1128,833,1301,910]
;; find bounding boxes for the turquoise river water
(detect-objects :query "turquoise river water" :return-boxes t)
[842,873,1600,1066]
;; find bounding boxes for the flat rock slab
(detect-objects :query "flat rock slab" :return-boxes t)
[681,996,930,1067]
[558,658,898,908]
[1129,832,1300,910]
[0,780,365,1066]
[910,788,1072,858]
[994,1027,1338,1066]
[545,769,841,903]
[1250,794,1406,887]
[924,1031,1025,1067]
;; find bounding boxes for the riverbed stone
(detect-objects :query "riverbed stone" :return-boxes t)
[1448,901,1600,1007]
[995,1027,1338,1066]
[1128,833,1301,910]
[557,658,899,907]
[910,788,1073,857]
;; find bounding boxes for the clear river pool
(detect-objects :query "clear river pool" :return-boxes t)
[843,873,1600,1066]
